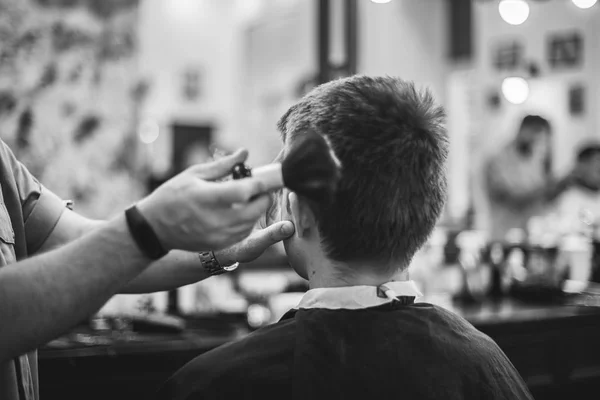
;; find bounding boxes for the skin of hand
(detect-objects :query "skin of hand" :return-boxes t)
[214,220,295,265]
[136,149,274,253]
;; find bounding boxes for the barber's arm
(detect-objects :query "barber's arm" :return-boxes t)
[121,221,292,293]
[0,150,272,363]
[38,209,293,294]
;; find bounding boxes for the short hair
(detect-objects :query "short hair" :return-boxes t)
[520,115,551,134]
[277,75,448,268]
[577,142,600,163]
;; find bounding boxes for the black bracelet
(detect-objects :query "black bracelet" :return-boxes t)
[124,205,168,260]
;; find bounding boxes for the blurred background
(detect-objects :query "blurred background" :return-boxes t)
[3,0,600,399]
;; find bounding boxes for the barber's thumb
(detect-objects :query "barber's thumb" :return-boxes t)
[259,221,295,245]
[189,149,249,180]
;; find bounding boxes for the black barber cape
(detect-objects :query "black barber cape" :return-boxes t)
[156,300,533,400]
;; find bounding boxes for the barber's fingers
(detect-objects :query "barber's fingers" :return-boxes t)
[235,194,273,222]
[188,149,249,181]
[252,221,295,245]
[215,194,272,233]
[207,178,267,204]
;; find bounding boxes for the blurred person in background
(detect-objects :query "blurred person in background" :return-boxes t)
[156,76,533,400]
[485,115,572,241]
[0,140,294,400]
[554,143,600,227]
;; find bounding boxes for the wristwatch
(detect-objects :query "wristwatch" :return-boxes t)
[199,251,239,276]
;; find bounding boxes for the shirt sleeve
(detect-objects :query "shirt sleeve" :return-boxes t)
[0,140,66,254]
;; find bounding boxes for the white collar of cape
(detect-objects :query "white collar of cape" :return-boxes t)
[295,280,423,310]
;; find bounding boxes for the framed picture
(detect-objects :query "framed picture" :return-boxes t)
[568,84,585,116]
[548,31,583,69]
[493,40,523,71]
[182,67,202,102]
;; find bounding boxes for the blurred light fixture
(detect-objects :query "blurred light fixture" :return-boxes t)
[247,304,271,329]
[371,0,392,3]
[502,77,529,105]
[168,0,200,20]
[498,0,530,25]
[572,0,598,9]
[138,119,160,144]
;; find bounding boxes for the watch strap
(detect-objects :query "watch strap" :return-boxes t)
[199,251,239,276]
[125,205,168,260]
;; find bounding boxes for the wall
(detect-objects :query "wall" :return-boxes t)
[137,0,239,173]
[0,0,144,218]
[137,0,450,171]
[137,0,311,171]
[359,0,448,104]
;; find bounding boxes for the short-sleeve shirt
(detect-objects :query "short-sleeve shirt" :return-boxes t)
[0,139,66,400]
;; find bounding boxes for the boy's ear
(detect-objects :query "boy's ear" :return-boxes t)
[288,192,317,238]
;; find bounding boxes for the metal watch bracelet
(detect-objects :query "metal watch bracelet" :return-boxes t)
[198,251,239,276]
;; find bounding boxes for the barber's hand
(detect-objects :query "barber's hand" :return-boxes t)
[214,221,295,265]
[137,149,271,252]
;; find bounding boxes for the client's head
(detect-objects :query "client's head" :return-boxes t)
[272,75,448,285]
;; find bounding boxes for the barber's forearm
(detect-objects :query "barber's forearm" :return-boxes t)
[120,251,210,294]
[41,211,213,294]
[0,214,151,363]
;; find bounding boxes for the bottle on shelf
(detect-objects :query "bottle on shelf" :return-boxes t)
[487,242,505,299]
[506,246,527,284]
[453,230,487,303]
[591,220,600,283]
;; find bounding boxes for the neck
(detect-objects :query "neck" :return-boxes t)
[306,258,409,290]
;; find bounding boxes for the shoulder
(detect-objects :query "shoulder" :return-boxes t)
[0,139,19,183]
[417,305,531,387]
[415,304,504,349]
[0,139,23,169]
[156,318,296,400]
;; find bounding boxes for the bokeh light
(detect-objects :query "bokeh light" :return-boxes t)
[138,119,160,144]
[502,77,530,105]
[572,0,598,9]
[498,0,530,25]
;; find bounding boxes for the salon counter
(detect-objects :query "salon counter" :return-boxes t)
[38,296,600,400]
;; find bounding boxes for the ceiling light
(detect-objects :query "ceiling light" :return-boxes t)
[572,0,598,9]
[138,119,160,144]
[499,0,530,25]
[502,77,529,105]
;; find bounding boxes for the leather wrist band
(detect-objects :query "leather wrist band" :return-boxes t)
[124,205,168,260]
